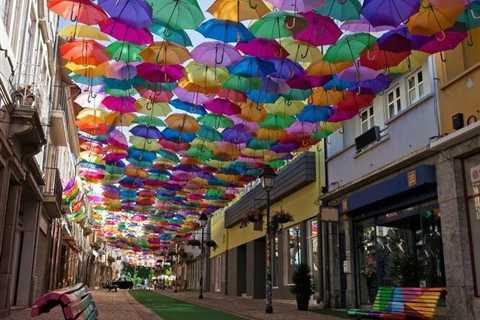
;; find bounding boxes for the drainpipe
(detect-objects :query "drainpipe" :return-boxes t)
[430,56,442,137]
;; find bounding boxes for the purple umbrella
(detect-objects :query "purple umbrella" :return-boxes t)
[266,0,325,11]
[362,0,420,27]
[414,29,467,54]
[236,38,289,59]
[191,42,242,67]
[287,74,330,89]
[137,63,184,82]
[173,87,213,104]
[341,17,394,32]
[268,58,305,80]
[378,27,413,52]
[222,124,252,144]
[108,129,128,149]
[338,66,382,82]
[98,0,152,29]
[130,125,163,139]
[271,142,299,153]
[357,74,392,94]
[99,18,153,45]
[106,62,137,80]
[286,121,317,135]
[230,116,259,132]
[204,98,241,115]
[294,11,342,46]
[328,109,358,122]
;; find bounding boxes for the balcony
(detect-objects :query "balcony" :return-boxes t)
[225,151,316,227]
[50,89,69,147]
[43,167,63,219]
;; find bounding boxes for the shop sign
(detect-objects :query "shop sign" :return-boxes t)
[407,170,417,188]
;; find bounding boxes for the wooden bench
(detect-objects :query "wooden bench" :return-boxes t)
[348,287,446,319]
[31,283,98,320]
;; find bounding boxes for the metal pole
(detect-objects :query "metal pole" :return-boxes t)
[199,226,204,299]
[265,189,273,313]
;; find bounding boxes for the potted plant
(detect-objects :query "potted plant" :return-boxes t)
[290,264,314,311]
[271,209,293,233]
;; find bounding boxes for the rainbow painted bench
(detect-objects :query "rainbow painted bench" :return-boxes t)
[347,287,446,319]
[31,283,98,320]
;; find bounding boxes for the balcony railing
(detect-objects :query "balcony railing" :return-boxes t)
[43,167,63,218]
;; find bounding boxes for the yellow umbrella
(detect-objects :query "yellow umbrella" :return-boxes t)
[309,88,344,105]
[208,0,270,21]
[79,151,105,165]
[125,165,148,179]
[256,128,285,140]
[206,159,231,169]
[129,136,161,151]
[65,62,108,77]
[58,24,109,41]
[407,1,464,36]
[320,121,342,133]
[239,101,267,122]
[178,78,221,95]
[306,59,352,76]
[281,38,322,64]
[135,98,171,116]
[165,113,199,133]
[186,61,229,88]
[191,138,215,150]
[215,173,240,183]
[388,51,429,74]
[76,107,107,121]
[265,97,304,116]
[113,113,136,126]
[140,41,190,65]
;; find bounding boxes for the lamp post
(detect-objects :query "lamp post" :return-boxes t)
[260,167,277,314]
[198,213,208,299]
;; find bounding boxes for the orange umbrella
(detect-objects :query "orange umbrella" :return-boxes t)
[239,101,267,122]
[407,1,465,36]
[208,0,270,21]
[306,59,353,76]
[178,78,220,95]
[256,128,286,140]
[213,142,240,160]
[140,41,190,65]
[60,40,109,65]
[309,88,344,105]
[165,113,199,133]
[48,0,107,25]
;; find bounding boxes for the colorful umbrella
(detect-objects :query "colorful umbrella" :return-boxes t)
[204,98,241,115]
[208,0,270,21]
[222,124,252,144]
[191,42,241,67]
[362,0,420,27]
[228,56,275,77]
[60,40,109,65]
[137,63,185,82]
[58,24,109,40]
[135,98,171,116]
[236,38,289,59]
[250,11,295,39]
[98,0,152,28]
[147,0,205,30]
[281,38,323,63]
[266,0,326,12]
[140,41,191,65]
[99,18,153,45]
[407,2,465,36]
[297,105,332,122]
[198,114,234,129]
[102,96,137,113]
[130,125,163,139]
[324,33,377,62]
[48,0,107,25]
[292,11,342,46]
[315,0,362,21]
[360,44,411,70]
[165,114,199,133]
[197,19,254,43]
[170,99,207,115]
[150,22,193,47]
[106,41,144,62]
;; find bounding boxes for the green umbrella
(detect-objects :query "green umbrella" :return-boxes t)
[197,126,222,142]
[146,0,205,30]
[149,22,193,47]
[223,75,261,92]
[158,149,180,163]
[458,2,480,30]
[281,88,312,101]
[324,33,377,63]
[106,41,144,62]
[315,0,361,21]
[247,138,273,150]
[260,114,295,129]
[104,87,137,97]
[198,114,233,129]
[186,146,213,161]
[133,116,166,127]
[268,159,285,169]
[249,11,297,39]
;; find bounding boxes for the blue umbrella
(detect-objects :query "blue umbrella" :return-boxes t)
[362,0,419,28]
[323,76,355,90]
[297,105,333,122]
[357,74,392,94]
[127,147,157,162]
[170,99,207,115]
[228,56,275,77]
[99,0,152,28]
[281,88,312,101]
[130,125,163,139]
[197,19,254,43]
[247,78,281,103]
[68,73,105,86]
[162,128,196,143]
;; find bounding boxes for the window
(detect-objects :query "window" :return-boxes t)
[387,86,402,119]
[285,224,303,284]
[407,70,424,104]
[307,219,319,292]
[360,106,375,134]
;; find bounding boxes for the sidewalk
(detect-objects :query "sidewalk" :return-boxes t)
[4,290,162,320]
[159,290,345,320]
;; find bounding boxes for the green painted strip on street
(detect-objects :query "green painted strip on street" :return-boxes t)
[130,290,246,320]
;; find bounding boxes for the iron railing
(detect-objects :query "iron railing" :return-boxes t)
[43,166,63,205]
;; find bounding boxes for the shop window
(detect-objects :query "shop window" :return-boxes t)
[354,203,446,305]
[407,70,424,104]
[307,219,319,290]
[386,86,402,119]
[272,235,279,288]
[360,106,375,134]
[463,153,480,296]
[285,224,303,285]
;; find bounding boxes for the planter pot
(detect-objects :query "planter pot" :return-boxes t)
[296,295,309,311]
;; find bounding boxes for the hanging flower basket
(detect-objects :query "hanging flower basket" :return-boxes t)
[206,240,218,249]
[271,209,294,233]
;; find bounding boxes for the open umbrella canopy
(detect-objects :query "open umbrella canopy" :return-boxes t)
[49,0,473,255]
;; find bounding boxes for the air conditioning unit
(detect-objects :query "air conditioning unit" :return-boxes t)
[355,126,381,151]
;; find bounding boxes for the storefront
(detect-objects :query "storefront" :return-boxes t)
[340,165,446,307]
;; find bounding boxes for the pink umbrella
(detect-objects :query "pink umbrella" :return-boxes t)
[74,92,106,108]
[105,62,137,80]
[266,0,325,11]
[102,96,137,113]
[99,18,153,45]
[341,18,394,33]
[236,38,289,59]
[338,66,382,82]
[286,121,317,135]
[230,115,259,132]
[137,63,185,82]
[204,98,241,115]
[136,88,173,102]
[173,87,213,104]
[416,29,467,54]
[293,11,342,46]
[191,42,242,67]
[108,129,128,149]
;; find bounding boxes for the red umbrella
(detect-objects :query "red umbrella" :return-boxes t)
[48,0,107,25]
[60,40,109,65]
[136,63,185,82]
[236,38,289,59]
[337,92,375,111]
[204,98,241,115]
[293,11,342,46]
[360,44,410,70]
[135,88,173,102]
[217,88,247,103]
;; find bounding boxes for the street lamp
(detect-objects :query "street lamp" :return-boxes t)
[198,213,208,299]
[260,166,277,314]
